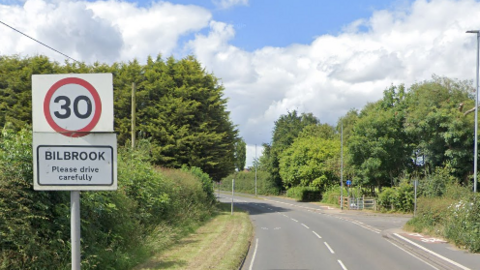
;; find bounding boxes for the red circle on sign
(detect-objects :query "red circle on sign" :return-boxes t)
[43,77,102,137]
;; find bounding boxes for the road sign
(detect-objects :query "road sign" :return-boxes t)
[346,180,352,186]
[32,73,117,191]
[32,74,113,136]
[33,133,117,191]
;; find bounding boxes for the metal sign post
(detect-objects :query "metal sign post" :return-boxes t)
[71,191,81,270]
[231,179,235,215]
[414,180,418,217]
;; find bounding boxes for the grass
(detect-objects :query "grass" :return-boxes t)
[133,203,253,270]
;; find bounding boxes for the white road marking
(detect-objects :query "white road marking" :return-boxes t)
[249,238,259,270]
[337,260,348,270]
[282,214,288,217]
[291,218,299,222]
[324,242,335,254]
[394,233,471,270]
[301,223,309,229]
[386,239,439,270]
[313,231,322,239]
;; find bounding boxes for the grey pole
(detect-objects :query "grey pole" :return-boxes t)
[414,180,418,217]
[231,179,235,215]
[340,123,344,210]
[467,30,479,193]
[71,191,81,270]
[255,144,257,197]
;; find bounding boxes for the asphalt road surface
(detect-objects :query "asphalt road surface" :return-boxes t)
[218,193,480,270]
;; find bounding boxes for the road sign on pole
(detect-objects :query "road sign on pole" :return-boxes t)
[32,74,117,190]
[32,73,117,270]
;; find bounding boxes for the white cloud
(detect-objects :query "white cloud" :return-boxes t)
[212,0,248,9]
[0,0,211,63]
[87,0,211,62]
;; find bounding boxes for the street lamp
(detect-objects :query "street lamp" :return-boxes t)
[467,30,479,193]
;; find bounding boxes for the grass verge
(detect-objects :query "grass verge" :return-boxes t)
[133,203,253,270]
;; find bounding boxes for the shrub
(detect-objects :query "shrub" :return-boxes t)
[286,186,321,202]
[219,170,280,195]
[0,129,217,270]
[321,185,348,205]
[406,183,480,252]
[419,167,456,198]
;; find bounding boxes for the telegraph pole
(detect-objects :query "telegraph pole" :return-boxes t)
[131,82,136,149]
[340,123,344,210]
[255,144,257,197]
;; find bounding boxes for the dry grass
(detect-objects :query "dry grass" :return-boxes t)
[133,203,253,270]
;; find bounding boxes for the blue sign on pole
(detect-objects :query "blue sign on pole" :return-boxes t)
[346,180,352,186]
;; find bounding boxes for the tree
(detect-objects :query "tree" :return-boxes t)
[234,138,247,171]
[403,76,474,182]
[260,110,319,189]
[348,85,412,188]
[279,136,340,192]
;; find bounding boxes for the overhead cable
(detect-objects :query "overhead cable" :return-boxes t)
[0,20,81,63]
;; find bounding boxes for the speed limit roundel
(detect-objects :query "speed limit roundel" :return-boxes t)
[43,77,102,137]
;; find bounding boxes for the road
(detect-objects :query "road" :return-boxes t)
[218,193,480,270]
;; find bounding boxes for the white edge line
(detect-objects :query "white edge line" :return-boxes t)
[324,242,335,254]
[248,238,259,270]
[337,259,348,270]
[393,233,471,270]
[313,231,322,239]
[386,239,439,270]
[301,223,309,229]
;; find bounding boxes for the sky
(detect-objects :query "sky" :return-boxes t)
[1,0,480,167]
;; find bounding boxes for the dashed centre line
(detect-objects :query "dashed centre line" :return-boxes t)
[324,242,335,254]
[313,231,322,239]
[338,260,348,270]
[291,218,299,223]
[301,223,310,229]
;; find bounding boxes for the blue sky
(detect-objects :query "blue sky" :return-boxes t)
[1,0,479,166]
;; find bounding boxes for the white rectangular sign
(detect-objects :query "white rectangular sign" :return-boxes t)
[33,133,117,191]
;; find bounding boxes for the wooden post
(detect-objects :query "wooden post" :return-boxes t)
[131,82,136,149]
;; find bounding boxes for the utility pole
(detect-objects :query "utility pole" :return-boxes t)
[467,30,480,192]
[255,144,257,197]
[131,82,136,149]
[340,123,344,210]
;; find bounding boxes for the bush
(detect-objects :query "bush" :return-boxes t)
[406,183,480,252]
[321,185,348,205]
[0,129,217,270]
[286,186,321,202]
[419,167,456,198]
[219,170,280,195]
[444,194,480,252]
[377,181,414,212]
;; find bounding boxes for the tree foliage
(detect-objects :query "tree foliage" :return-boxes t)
[0,54,237,180]
[234,137,247,171]
[403,76,474,181]
[260,110,319,189]
[279,136,340,192]
[348,85,413,188]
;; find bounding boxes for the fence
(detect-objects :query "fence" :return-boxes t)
[339,196,376,210]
